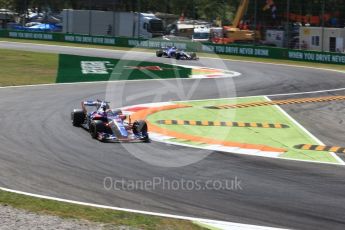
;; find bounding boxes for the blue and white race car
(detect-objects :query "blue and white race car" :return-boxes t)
[156,46,198,60]
[71,100,149,142]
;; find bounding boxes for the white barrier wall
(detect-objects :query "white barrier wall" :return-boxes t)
[63,9,135,36]
[90,11,114,36]
[115,12,137,37]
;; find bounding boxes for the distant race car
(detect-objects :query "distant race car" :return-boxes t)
[156,46,199,60]
[71,100,149,142]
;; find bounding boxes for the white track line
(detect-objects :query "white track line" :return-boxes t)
[153,133,343,166]
[264,96,345,165]
[156,136,344,166]
[1,78,345,99]
[174,88,345,103]
[0,186,286,230]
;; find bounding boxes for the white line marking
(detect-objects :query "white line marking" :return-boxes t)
[155,135,343,165]
[155,137,283,158]
[264,96,345,165]
[205,56,345,74]
[173,88,345,104]
[195,219,287,230]
[130,100,344,166]
[1,79,345,100]
[0,186,286,230]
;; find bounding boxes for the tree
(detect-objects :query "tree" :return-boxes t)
[0,0,14,9]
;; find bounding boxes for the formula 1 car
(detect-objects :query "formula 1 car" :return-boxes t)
[156,46,198,60]
[156,46,177,58]
[71,100,149,142]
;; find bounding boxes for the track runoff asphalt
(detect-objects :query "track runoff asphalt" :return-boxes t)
[0,42,345,229]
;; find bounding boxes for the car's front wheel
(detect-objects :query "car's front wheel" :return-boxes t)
[89,120,105,139]
[71,109,85,127]
[132,120,149,142]
[156,50,163,57]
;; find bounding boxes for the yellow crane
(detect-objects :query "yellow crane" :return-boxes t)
[212,0,256,44]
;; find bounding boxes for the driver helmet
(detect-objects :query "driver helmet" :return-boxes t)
[119,114,127,121]
[115,110,126,120]
[100,103,110,111]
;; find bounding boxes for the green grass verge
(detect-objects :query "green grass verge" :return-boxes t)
[0,48,57,86]
[2,37,345,72]
[147,97,339,163]
[0,190,206,230]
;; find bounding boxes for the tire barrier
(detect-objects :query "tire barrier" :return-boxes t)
[156,120,289,128]
[294,144,345,153]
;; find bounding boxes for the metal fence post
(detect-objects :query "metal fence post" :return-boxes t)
[254,0,257,46]
[24,0,27,26]
[66,9,69,34]
[321,0,325,52]
[286,0,290,48]
[88,0,92,36]
[138,0,141,38]
[113,1,116,37]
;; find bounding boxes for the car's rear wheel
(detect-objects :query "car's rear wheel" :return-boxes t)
[71,109,85,127]
[176,53,181,60]
[89,120,105,139]
[190,52,197,59]
[132,120,149,142]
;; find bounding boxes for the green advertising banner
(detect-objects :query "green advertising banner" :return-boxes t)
[7,31,56,41]
[0,30,7,37]
[126,38,199,51]
[201,43,283,58]
[287,50,345,64]
[128,39,186,49]
[56,54,192,83]
[63,34,116,45]
[2,29,345,65]
[201,43,345,65]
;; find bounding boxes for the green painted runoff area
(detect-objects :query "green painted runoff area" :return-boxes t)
[147,97,339,163]
[56,54,192,83]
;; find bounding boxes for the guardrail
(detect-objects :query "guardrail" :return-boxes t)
[1,29,345,65]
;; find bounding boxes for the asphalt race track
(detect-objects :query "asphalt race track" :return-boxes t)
[1,42,345,229]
